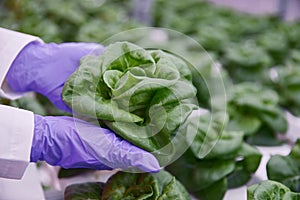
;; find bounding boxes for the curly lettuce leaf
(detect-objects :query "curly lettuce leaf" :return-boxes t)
[267,139,300,192]
[101,170,191,200]
[247,180,293,200]
[62,41,199,154]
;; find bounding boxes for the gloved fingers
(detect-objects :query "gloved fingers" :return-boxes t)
[32,115,160,172]
[41,43,105,111]
[36,42,104,93]
[54,42,105,59]
[6,41,105,109]
[74,119,161,172]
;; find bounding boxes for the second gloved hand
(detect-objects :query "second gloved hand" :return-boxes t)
[6,41,104,112]
[30,115,160,172]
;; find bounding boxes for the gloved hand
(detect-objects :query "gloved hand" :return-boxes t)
[7,41,160,172]
[31,114,160,172]
[6,41,104,112]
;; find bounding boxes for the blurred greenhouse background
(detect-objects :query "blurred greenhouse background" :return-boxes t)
[3,0,300,117]
[2,0,300,199]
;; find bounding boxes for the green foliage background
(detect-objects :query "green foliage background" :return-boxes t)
[2,0,300,199]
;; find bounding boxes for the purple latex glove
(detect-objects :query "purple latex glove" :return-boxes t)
[6,41,104,112]
[31,114,160,172]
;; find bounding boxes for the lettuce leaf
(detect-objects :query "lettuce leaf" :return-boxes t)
[247,180,294,200]
[222,41,272,83]
[226,82,287,145]
[62,41,200,156]
[267,139,300,192]
[101,170,191,200]
[167,127,261,200]
[64,171,190,200]
[272,66,300,116]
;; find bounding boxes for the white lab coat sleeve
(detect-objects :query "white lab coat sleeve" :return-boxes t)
[0,28,45,199]
[0,28,42,179]
[0,105,35,179]
[0,27,43,100]
[0,163,45,200]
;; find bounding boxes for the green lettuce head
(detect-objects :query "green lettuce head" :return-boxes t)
[62,41,208,167]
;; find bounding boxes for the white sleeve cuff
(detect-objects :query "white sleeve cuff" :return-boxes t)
[0,163,45,199]
[0,105,35,179]
[0,27,43,100]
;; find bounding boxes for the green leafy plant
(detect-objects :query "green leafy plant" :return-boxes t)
[222,41,273,83]
[167,142,261,200]
[166,113,262,200]
[64,170,191,200]
[272,66,300,116]
[2,0,299,198]
[62,41,206,162]
[226,82,287,146]
[0,0,140,43]
[256,29,288,65]
[247,180,300,200]
[102,170,190,200]
[267,139,300,192]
